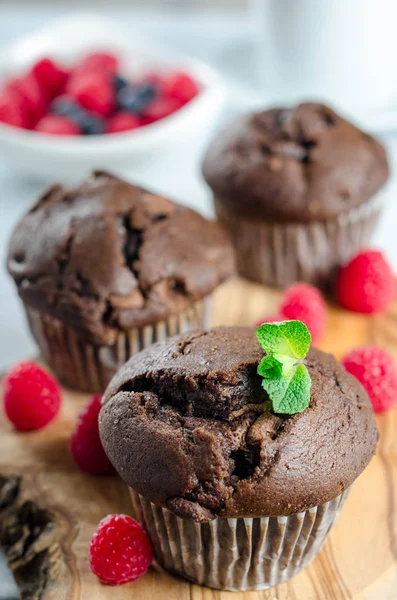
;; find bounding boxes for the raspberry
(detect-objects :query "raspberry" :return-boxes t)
[79,52,119,75]
[70,395,115,475]
[3,361,61,431]
[0,92,27,128]
[337,249,395,314]
[141,97,180,124]
[7,74,46,125]
[68,72,115,116]
[68,52,119,93]
[106,112,141,133]
[279,283,327,344]
[162,72,199,105]
[342,346,397,413]
[31,57,68,99]
[89,514,152,585]
[35,115,80,135]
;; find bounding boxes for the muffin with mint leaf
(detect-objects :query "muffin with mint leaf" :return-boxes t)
[7,171,234,393]
[99,322,377,591]
[202,102,389,287]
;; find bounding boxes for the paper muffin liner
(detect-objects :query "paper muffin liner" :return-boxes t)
[129,488,350,591]
[214,194,382,288]
[24,297,212,393]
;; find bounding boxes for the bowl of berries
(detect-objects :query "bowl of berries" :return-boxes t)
[0,14,225,180]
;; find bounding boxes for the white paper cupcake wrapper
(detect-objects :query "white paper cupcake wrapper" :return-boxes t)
[214,194,382,288]
[25,297,212,393]
[130,488,350,591]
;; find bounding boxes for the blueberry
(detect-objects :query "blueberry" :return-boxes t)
[81,114,105,135]
[113,74,128,92]
[75,110,105,135]
[51,97,82,118]
[137,83,157,102]
[118,84,157,114]
[52,96,104,134]
[117,86,141,112]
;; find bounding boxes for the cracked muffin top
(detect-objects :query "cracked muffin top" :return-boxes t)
[202,102,389,222]
[7,171,235,345]
[99,326,378,521]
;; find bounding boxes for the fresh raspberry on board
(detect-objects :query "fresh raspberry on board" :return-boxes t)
[279,282,327,344]
[337,249,395,314]
[162,71,199,105]
[0,92,27,127]
[35,114,80,135]
[70,395,115,475]
[106,111,141,133]
[3,361,61,431]
[342,346,397,413]
[89,514,153,585]
[68,71,115,116]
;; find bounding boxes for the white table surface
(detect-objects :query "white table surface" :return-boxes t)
[0,6,397,596]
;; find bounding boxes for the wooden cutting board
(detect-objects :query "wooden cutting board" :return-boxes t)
[0,277,396,600]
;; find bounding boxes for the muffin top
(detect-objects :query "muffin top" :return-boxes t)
[202,102,389,222]
[7,172,234,344]
[100,326,378,521]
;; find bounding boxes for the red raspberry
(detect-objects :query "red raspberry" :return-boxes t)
[79,52,119,75]
[35,115,80,136]
[3,361,61,431]
[68,72,114,116]
[89,514,153,585]
[162,71,199,105]
[342,346,397,413]
[31,57,68,99]
[141,97,180,124]
[0,92,27,128]
[7,74,46,125]
[337,249,395,314]
[279,282,327,344]
[106,112,141,133]
[70,395,115,475]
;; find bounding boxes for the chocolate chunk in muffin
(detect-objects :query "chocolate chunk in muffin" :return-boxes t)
[100,326,378,520]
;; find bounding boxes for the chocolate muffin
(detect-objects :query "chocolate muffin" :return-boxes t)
[100,326,377,590]
[7,171,234,393]
[202,102,389,287]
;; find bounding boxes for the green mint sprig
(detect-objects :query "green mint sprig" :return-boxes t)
[256,320,312,415]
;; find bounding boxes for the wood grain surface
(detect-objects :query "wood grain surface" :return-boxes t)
[0,277,396,600]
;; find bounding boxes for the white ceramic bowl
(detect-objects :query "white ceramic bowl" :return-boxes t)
[0,13,226,181]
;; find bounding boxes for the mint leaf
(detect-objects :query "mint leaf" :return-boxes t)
[256,320,311,359]
[258,354,296,378]
[255,320,312,415]
[258,356,283,379]
[261,363,311,414]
